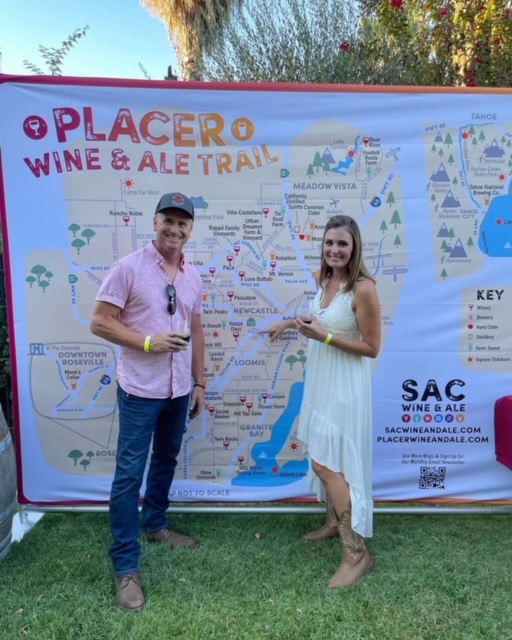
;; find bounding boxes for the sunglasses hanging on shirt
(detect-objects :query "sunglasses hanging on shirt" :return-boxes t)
[167,284,177,315]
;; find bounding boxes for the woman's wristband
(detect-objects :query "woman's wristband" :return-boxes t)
[144,335,152,353]
[323,333,333,345]
[193,383,206,390]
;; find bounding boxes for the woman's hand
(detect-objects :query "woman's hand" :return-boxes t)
[259,319,294,343]
[295,317,328,343]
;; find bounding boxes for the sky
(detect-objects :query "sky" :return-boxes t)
[0,0,179,81]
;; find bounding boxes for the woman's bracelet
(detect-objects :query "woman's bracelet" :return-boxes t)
[193,383,206,389]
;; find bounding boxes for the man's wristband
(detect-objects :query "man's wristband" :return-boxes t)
[144,335,152,353]
[324,333,333,345]
[193,383,206,390]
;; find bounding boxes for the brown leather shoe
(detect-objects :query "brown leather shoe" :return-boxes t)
[115,573,145,611]
[143,528,197,549]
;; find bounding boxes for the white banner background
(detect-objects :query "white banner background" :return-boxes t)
[0,76,511,505]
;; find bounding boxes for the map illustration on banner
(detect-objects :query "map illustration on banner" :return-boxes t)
[1,78,512,505]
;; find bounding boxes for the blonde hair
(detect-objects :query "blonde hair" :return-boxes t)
[318,215,373,292]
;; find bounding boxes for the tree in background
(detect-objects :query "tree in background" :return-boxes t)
[203,0,409,83]
[23,27,89,76]
[140,0,243,80]
[358,0,512,87]
[202,0,512,87]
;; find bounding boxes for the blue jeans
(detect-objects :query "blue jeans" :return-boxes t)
[109,385,190,576]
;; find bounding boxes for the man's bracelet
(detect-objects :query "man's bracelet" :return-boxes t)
[324,333,333,345]
[193,383,206,390]
[144,335,152,353]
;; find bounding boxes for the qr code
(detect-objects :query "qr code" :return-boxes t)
[419,466,446,490]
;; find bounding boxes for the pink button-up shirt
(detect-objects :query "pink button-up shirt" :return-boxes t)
[96,242,203,399]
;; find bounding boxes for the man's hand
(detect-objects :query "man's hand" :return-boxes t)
[149,333,190,353]
[188,386,205,419]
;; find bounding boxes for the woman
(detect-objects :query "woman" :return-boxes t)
[261,215,381,589]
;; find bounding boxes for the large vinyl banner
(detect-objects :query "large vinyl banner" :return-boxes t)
[1,75,511,506]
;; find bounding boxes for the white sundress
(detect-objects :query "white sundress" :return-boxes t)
[297,284,373,538]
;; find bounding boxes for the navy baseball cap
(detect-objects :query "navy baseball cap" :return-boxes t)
[155,192,194,219]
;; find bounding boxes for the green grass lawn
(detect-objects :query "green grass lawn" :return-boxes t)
[1,510,512,640]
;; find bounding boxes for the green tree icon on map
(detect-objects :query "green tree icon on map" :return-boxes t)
[285,355,298,370]
[479,131,486,142]
[448,154,455,165]
[452,177,458,186]
[80,459,91,472]
[390,211,401,228]
[431,193,436,202]
[441,269,448,280]
[81,229,96,245]
[312,152,323,173]
[431,144,437,153]
[393,235,402,248]
[68,223,81,237]
[297,349,307,368]
[380,220,388,233]
[72,238,86,254]
[306,164,314,178]
[444,133,453,147]
[68,450,83,465]
[441,240,450,252]
[31,265,48,282]
[386,192,395,207]
[27,265,53,292]
[467,237,474,249]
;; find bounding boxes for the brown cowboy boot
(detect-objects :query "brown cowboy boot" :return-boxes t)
[115,573,145,611]
[303,498,339,542]
[328,511,374,589]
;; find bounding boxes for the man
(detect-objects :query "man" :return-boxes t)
[91,192,206,611]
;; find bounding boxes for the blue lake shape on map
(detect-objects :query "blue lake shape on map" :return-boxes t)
[232,378,309,487]
[479,181,512,256]
[331,136,360,175]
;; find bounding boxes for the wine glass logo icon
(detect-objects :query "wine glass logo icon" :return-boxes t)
[29,120,41,135]
[23,115,48,140]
